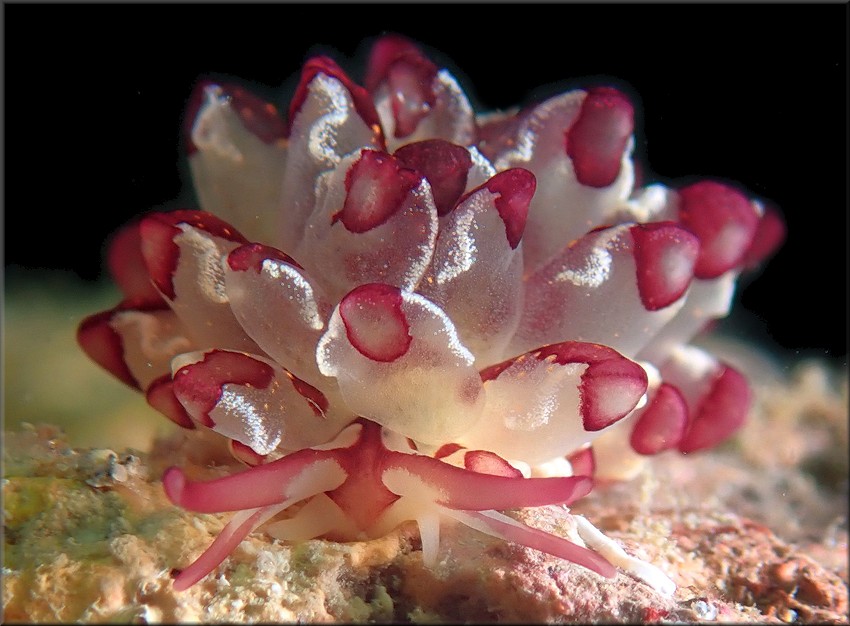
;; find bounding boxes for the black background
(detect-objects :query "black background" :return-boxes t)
[4,4,847,362]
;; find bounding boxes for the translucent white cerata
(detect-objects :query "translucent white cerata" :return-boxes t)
[79,34,784,593]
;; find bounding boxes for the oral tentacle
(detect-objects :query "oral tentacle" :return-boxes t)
[172,501,290,592]
[264,493,358,542]
[371,496,443,566]
[381,456,593,511]
[442,508,617,579]
[162,452,346,513]
[574,515,675,596]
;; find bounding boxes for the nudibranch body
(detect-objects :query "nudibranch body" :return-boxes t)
[78,35,783,593]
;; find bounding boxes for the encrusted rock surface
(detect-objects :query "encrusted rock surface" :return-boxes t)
[3,362,847,623]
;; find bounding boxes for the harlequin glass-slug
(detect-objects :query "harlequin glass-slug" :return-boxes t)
[78,34,784,592]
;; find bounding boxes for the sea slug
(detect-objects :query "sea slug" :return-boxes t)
[78,34,783,593]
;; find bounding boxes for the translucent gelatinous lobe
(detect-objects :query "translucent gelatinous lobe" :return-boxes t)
[565,87,634,187]
[678,365,750,453]
[434,442,464,459]
[466,341,647,466]
[366,34,438,138]
[339,283,412,362]
[463,449,523,478]
[566,446,595,477]
[742,203,786,268]
[527,342,648,431]
[335,150,421,233]
[146,374,195,429]
[677,180,759,278]
[221,84,288,144]
[629,383,687,455]
[230,440,267,466]
[365,34,427,92]
[226,242,302,272]
[223,241,332,389]
[630,222,699,310]
[476,108,528,162]
[286,373,329,417]
[288,56,382,139]
[106,222,166,306]
[184,81,287,153]
[394,139,472,215]
[478,168,536,249]
[173,350,274,427]
[77,309,141,389]
[139,210,248,299]
[76,297,177,392]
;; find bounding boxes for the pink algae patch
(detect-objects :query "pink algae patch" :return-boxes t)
[434,442,464,459]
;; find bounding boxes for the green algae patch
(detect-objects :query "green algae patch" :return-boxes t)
[2,473,150,623]
[368,583,395,621]
[3,476,131,569]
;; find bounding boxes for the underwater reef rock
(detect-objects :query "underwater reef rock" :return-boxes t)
[3,361,846,623]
